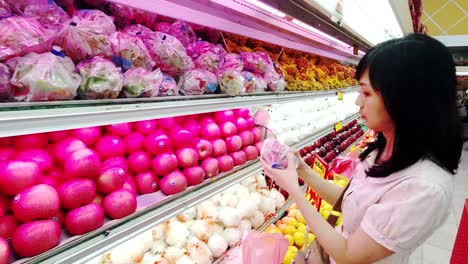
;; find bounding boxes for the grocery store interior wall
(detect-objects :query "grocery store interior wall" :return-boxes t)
[421,0,468,36]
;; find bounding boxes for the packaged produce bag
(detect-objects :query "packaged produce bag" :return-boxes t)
[109,31,155,71]
[264,69,286,92]
[261,139,297,169]
[242,231,289,264]
[76,56,123,99]
[219,53,244,72]
[122,67,162,98]
[169,20,196,47]
[0,16,55,62]
[155,22,171,34]
[186,40,214,59]
[242,71,267,93]
[0,0,12,17]
[5,0,48,13]
[24,3,69,32]
[107,2,134,28]
[218,69,245,96]
[158,74,179,96]
[0,63,10,101]
[55,9,116,62]
[241,51,274,75]
[178,69,218,95]
[8,50,81,102]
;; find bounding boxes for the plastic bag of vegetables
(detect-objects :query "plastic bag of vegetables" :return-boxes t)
[178,69,218,95]
[0,63,10,101]
[218,69,245,96]
[76,56,123,99]
[5,0,48,13]
[260,139,296,170]
[0,0,12,18]
[158,74,179,96]
[8,50,81,102]
[123,24,153,37]
[219,53,244,72]
[108,2,134,29]
[264,70,286,92]
[169,20,196,47]
[24,3,69,32]
[55,9,116,62]
[0,16,55,62]
[241,51,274,75]
[155,22,171,34]
[109,31,154,71]
[122,67,162,98]
[186,40,214,59]
[241,71,266,93]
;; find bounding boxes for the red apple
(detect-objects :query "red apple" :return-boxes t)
[238,130,254,147]
[211,139,227,157]
[220,122,237,139]
[216,155,235,173]
[192,138,213,160]
[201,158,219,178]
[243,146,259,161]
[176,148,199,169]
[231,151,247,166]
[225,135,242,153]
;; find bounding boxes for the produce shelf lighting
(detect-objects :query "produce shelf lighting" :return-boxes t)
[291,18,351,49]
[243,0,286,18]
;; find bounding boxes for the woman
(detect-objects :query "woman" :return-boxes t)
[262,34,463,264]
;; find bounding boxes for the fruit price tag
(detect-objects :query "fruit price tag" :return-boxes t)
[333,173,349,184]
[312,154,328,179]
[337,91,344,100]
[335,121,343,132]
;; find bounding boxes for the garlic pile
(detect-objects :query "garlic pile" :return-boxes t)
[89,173,286,264]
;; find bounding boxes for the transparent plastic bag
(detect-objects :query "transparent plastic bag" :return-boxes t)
[123,24,153,37]
[109,31,154,71]
[242,231,289,264]
[264,70,286,92]
[261,139,294,170]
[0,16,55,62]
[108,3,134,29]
[242,71,267,93]
[241,51,274,75]
[169,20,196,47]
[158,74,179,96]
[8,51,81,102]
[186,40,214,59]
[219,53,244,72]
[195,50,221,72]
[0,63,10,101]
[122,68,162,98]
[218,69,245,96]
[0,0,12,18]
[55,9,116,62]
[178,69,218,95]
[155,22,171,34]
[133,8,158,29]
[24,3,69,32]
[76,56,123,99]
[5,0,48,13]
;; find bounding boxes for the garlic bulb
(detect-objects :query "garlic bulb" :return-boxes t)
[250,210,265,229]
[190,220,216,242]
[259,197,276,216]
[165,220,190,247]
[109,241,145,264]
[269,188,286,209]
[237,198,256,219]
[239,220,252,236]
[164,247,186,264]
[185,237,213,264]
[249,192,262,209]
[177,208,196,222]
[208,233,228,258]
[223,227,241,247]
[135,230,153,252]
[151,239,167,255]
[152,223,167,241]
[196,201,219,220]
[220,193,238,208]
[176,255,195,264]
[219,207,241,227]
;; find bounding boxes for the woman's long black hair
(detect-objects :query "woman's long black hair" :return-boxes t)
[357,34,463,177]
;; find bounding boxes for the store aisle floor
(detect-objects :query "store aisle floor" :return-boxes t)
[410,142,468,264]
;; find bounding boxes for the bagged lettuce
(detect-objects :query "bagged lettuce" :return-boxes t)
[0,0,12,18]
[186,41,214,59]
[241,51,274,75]
[158,74,179,96]
[264,69,285,92]
[24,3,69,32]
[55,9,116,62]
[241,71,266,93]
[0,16,55,62]
[76,56,123,99]
[178,69,218,96]
[8,51,81,102]
[110,31,154,71]
[169,20,196,47]
[5,0,48,13]
[108,3,134,28]
[133,9,158,29]
[219,53,244,72]
[218,69,245,96]
[194,44,227,72]
[122,68,162,98]
[0,63,10,101]
[123,24,153,36]
[155,22,171,34]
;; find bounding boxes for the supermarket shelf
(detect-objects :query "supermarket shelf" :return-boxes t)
[25,113,359,264]
[0,86,359,137]
[457,66,468,76]
[108,0,361,64]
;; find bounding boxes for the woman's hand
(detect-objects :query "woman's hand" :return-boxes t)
[261,152,301,195]
[293,149,312,180]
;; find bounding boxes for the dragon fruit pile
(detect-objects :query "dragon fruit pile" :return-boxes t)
[0,0,284,102]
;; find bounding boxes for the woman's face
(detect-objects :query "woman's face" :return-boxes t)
[355,70,394,132]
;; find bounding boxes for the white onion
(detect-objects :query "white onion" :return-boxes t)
[176,255,195,264]
[235,185,250,200]
[237,198,256,219]
[109,241,145,264]
[249,192,262,209]
[185,237,213,264]
[190,220,216,242]
[223,227,241,247]
[185,220,195,229]
[208,233,228,258]
[196,201,219,220]
[164,247,186,264]
[219,207,241,227]
[165,220,190,247]
[260,197,276,216]
[177,208,196,222]
[213,223,224,235]
[209,193,222,205]
[152,223,167,241]
[135,230,153,252]
[151,239,167,255]
[255,174,267,188]
[220,193,238,208]
[269,188,286,209]
[141,252,161,264]
[249,210,265,229]
[239,220,252,236]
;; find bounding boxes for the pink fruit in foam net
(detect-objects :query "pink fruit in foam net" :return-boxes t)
[103,189,137,219]
[159,170,187,195]
[105,123,132,136]
[124,132,145,154]
[234,117,248,132]
[55,138,87,164]
[12,184,60,223]
[182,119,201,138]
[220,121,237,138]
[95,135,126,161]
[225,135,243,153]
[156,117,175,130]
[201,157,219,178]
[176,148,198,169]
[217,155,234,173]
[253,109,270,126]
[211,139,227,157]
[214,110,234,123]
[64,148,101,179]
[152,153,178,176]
[0,160,41,195]
[13,133,48,150]
[70,126,102,146]
[95,167,126,194]
[101,156,128,173]
[168,127,193,149]
[135,171,159,194]
[144,130,171,156]
[231,150,247,166]
[133,120,157,135]
[201,122,220,140]
[238,130,254,147]
[128,151,152,174]
[14,148,52,172]
[183,166,205,186]
[192,138,212,160]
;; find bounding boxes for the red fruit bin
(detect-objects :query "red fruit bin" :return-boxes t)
[451,198,468,264]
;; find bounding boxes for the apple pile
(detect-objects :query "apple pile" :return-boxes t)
[299,119,363,164]
[0,108,265,260]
